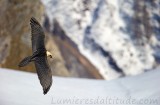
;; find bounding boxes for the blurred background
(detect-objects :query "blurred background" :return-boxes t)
[0,0,159,80]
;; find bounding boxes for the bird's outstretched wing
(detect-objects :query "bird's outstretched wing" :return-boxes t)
[30,17,52,94]
[35,56,52,94]
[30,17,45,52]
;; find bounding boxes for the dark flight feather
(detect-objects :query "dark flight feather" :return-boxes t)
[34,56,52,95]
[30,17,45,53]
[30,17,52,94]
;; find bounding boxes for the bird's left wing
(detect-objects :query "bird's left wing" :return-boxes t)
[34,55,52,94]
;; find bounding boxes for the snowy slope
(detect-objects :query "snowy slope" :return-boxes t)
[0,68,160,105]
[41,0,160,80]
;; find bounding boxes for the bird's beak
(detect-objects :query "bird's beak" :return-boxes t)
[46,51,52,58]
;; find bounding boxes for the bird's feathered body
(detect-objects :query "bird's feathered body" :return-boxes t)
[19,17,52,95]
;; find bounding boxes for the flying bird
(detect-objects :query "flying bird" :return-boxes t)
[19,17,53,95]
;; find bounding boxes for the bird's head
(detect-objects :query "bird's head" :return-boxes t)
[46,51,52,58]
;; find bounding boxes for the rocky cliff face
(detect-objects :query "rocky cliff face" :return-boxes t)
[49,20,103,79]
[2,0,159,80]
[0,0,102,79]
[0,0,71,77]
[0,0,44,72]
[41,0,160,79]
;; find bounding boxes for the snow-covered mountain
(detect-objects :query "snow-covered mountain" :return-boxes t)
[41,0,160,79]
[0,68,160,105]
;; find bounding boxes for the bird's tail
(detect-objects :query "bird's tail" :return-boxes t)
[18,56,32,67]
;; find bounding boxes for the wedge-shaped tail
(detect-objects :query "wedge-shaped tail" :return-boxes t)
[18,56,32,67]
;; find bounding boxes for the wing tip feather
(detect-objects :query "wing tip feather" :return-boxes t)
[30,17,40,25]
[43,81,52,95]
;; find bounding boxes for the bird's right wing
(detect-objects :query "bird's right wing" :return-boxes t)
[30,17,45,53]
[34,56,52,95]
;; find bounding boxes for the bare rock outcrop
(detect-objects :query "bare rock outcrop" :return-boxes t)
[0,0,103,79]
[0,0,44,72]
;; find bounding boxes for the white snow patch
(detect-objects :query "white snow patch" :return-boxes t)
[0,68,160,105]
